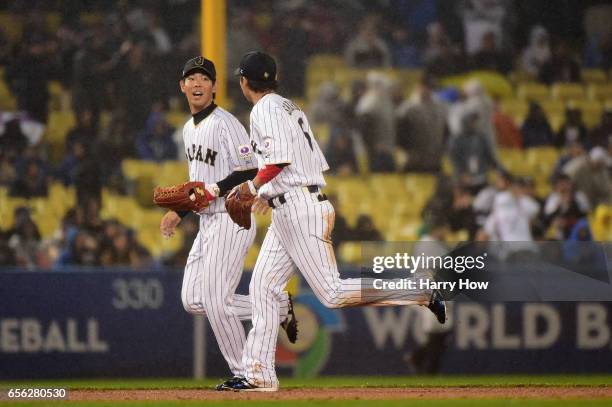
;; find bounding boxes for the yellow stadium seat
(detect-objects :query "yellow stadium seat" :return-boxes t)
[80,12,103,26]
[27,197,51,216]
[101,194,140,226]
[441,72,513,99]
[535,180,552,198]
[254,210,272,238]
[49,182,67,199]
[382,215,420,241]
[517,83,550,102]
[312,123,330,147]
[135,229,163,258]
[551,83,585,101]
[323,176,339,196]
[158,160,189,186]
[540,100,565,118]
[508,70,536,85]
[305,84,326,102]
[121,159,160,181]
[244,244,261,269]
[46,110,75,141]
[309,67,334,80]
[0,196,10,230]
[396,69,422,89]
[306,57,337,79]
[166,111,189,129]
[405,174,435,198]
[48,81,69,112]
[441,155,453,175]
[99,110,112,129]
[587,83,612,101]
[498,148,526,173]
[0,197,29,230]
[500,99,529,124]
[332,68,366,88]
[393,200,423,220]
[285,275,300,296]
[525,147,560,177]
[0,76,16,110]
[130,208,163,230]
[338,242,362,264]
[369,174,405,195]
[133,176,156,207]
[581,69,607,84]
[567,99,603,128]
[158,228,184,254]
[45,193,72,216]
[31,211,60,239]
[308,54,345,70]
[468,71,514,99]
[447,229,469,242]
[133,216,184,257]
[548,114,564,133]
[307,67,333,82]
[591,205,612,241]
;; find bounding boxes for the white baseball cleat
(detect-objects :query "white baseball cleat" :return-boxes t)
[226,378,278,392]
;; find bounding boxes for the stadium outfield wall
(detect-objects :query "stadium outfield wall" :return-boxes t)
[0,270,610,379]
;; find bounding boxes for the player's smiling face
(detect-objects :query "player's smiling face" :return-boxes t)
[180,72,216,113]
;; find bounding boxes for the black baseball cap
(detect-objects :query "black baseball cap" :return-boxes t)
[234,51,277,82]
[182,56,216,81]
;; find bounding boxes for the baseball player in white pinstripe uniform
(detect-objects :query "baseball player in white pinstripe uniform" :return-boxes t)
[159,56,297,391]
[224,51,447,392]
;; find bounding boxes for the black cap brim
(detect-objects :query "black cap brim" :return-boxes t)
[183,67,214,80]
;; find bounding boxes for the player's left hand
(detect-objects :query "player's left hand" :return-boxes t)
[225,181,257,229]
[252,196,270,215]
[227,180,256,200]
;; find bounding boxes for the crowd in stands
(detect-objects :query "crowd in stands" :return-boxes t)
[309,67,611,253]
[336,2,612,80]
[0,1,200,268]
[0,1,611,269]
[0,198,201,269]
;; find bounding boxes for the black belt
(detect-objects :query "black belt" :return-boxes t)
[268,185,327,208]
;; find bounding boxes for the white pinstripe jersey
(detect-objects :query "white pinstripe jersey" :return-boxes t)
[249,93,329,199]
[183,106,257,213]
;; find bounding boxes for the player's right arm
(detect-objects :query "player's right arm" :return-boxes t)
[160,209,181,238]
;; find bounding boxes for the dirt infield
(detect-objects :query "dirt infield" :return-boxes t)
[71,387,612,401]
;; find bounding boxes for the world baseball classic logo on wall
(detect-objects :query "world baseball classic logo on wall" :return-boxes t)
[276,286,345,377]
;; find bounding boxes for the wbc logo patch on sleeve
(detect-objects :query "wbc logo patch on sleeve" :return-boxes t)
[263,138,273,159]
[238,144,252,158]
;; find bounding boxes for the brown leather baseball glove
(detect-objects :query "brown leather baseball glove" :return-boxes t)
[225,181,256,229]
[153,181,211,213]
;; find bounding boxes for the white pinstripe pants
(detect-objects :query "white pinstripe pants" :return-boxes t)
[181,212,290,377]
[242,194,431,388]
